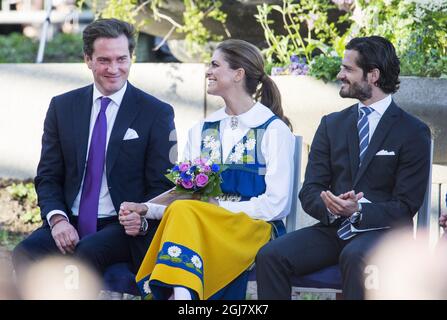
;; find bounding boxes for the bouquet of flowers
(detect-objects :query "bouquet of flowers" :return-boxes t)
[165,158,226,201]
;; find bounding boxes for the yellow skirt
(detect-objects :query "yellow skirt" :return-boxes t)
[135,200,272,300]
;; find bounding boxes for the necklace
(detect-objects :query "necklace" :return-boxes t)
[230,116,238,130]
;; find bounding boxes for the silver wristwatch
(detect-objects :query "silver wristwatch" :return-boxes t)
[139,216,148,233]
[349,203,362,224]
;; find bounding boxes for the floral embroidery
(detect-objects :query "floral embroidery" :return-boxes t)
[202,134,221,162]
[157,242,204,281]
[167,245,182,258]
[143,280,151,294]
[191,255,203,269]
[227,130,257,164]
[245,138,256,151]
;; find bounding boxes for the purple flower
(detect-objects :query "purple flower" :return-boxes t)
[290,54,300,63]
[202,165,211,173]
[211,164,220,172]
[179,163,190,172]
[181,180,194,189]
[195,173,209,187]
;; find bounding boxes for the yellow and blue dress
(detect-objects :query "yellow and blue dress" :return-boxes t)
[135,115,286,300]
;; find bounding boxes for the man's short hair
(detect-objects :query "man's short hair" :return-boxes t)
[83,18,136,57]
[346,36,400,94]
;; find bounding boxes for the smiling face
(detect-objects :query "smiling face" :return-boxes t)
[337,49,373,101]
[205,49,241,98]
[84,34,131,96]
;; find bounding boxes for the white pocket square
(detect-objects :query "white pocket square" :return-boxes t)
[123,128,139,140]
[376,149,395,156]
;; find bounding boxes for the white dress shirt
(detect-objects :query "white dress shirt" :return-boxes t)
[144,102,296,222]
[327,94,392,222]
[47,82,128,224]
[359,94,392,142]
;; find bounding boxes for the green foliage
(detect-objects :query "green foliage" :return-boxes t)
[0,33,38,63]
[0,33,83,63]
[257,0,447,80]
[181,0,226,61]
[43,33,84,62]
[354,0,447,78]
[0,229,25,251]
[255,0,347,65]
[84,0,227,62]
[7,183,41,224]
[308,54,342,82]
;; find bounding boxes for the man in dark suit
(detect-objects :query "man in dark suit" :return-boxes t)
[256,36,431,299]
[12,19,176,289]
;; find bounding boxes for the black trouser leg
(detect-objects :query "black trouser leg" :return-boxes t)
[339,230,387,300]
[256,225,342,300]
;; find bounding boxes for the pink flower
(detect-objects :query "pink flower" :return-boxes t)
[181,180,194,189]
[195,173,209,187]
[179,162,190,172]
[202,165,211,173]
[194,158,207,166]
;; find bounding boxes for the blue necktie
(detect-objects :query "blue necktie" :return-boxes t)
[337,106,374,240]
[78,97,111,238]
[337,218,356,240]
[358,106,374,165]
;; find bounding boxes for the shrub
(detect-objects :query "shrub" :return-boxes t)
[0,32,83,63]
[7,183,41,224]
[256,0,447,80]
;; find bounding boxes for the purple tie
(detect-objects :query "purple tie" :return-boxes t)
[78,97,111,238]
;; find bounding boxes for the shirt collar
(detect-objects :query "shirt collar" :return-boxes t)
[358,94,392,116]
[204,102,275,128]
[92,81,128,108]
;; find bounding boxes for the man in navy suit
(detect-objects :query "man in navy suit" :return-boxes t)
[12,19,176,287]
[256,36,431,299]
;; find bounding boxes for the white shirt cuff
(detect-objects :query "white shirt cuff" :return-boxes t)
[143,202,167,220]
[327,209,340,223]
[46,210,69,226]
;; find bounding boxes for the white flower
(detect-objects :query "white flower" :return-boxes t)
[229,151,243,163]
[235,142,245,154]
[209,139,221,151]
[203,136,215,149]
[210,149,220,161]
[167,245,182,257]
[191,255,202,269]
[245,138,256,151]
[143,280,151,294]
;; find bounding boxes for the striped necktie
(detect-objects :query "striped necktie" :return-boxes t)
[358,106,374,165]
[337,218,356,240]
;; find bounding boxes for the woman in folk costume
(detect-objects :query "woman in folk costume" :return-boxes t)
[120,39,295,300]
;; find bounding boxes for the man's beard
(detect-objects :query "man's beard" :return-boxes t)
[339,80,372,101]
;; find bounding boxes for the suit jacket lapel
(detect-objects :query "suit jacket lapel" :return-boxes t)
[347,105,360,182]
[353,101,401,187]
[106,82,140,176]
[74,85,94,176]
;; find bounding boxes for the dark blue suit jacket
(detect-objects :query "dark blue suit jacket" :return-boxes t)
[299,101,431,230]
[35,82,176,221]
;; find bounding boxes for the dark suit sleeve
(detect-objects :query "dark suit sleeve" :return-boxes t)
[357,123,431,229]
[144,104,177,200]
[34,98,68,220]
[299,116,332,225]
